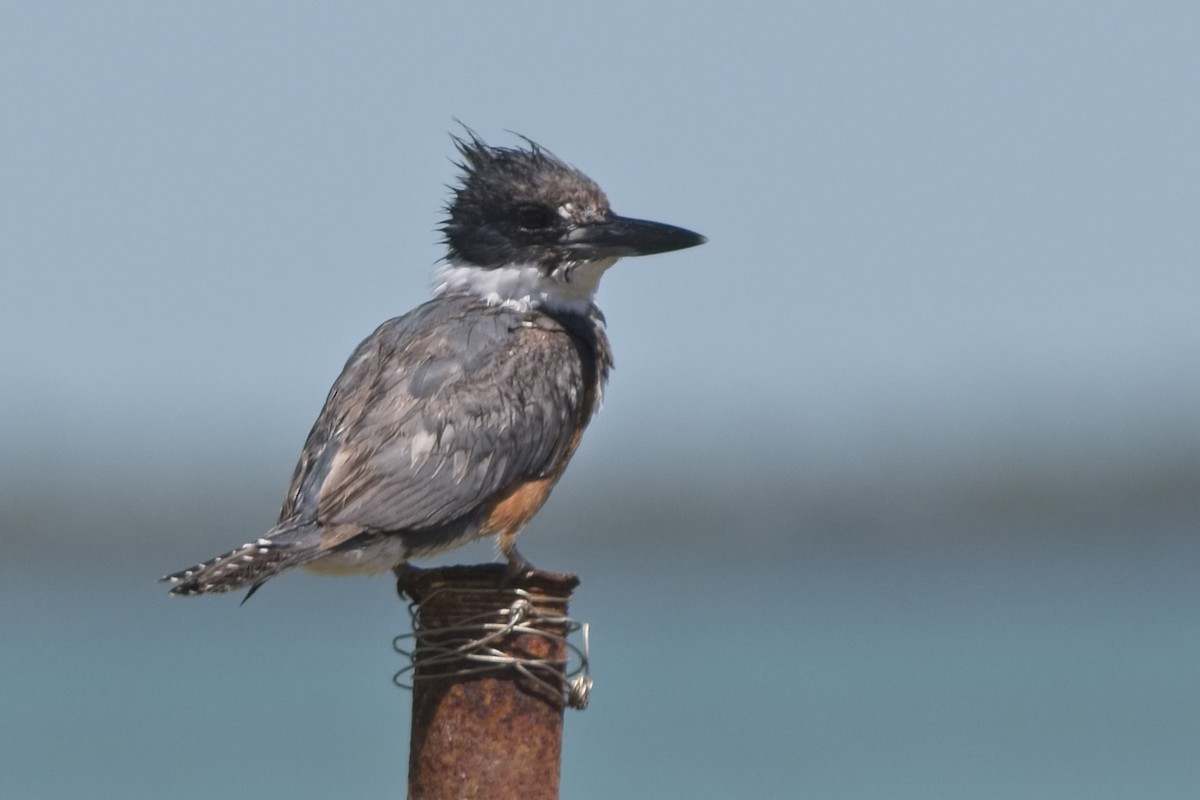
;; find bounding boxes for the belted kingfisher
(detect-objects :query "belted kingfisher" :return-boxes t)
[164,129,705,597]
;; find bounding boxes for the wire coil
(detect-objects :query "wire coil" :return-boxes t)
[394,585,592,710]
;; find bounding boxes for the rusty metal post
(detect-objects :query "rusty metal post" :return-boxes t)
[401,564,580,800]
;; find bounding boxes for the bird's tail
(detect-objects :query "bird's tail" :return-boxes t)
[162,522,324,597]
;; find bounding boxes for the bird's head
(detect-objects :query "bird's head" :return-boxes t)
[436,129,705,312]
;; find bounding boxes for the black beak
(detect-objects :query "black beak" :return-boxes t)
[564,214,707,259]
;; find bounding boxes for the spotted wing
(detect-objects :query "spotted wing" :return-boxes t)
[278,296,591,537]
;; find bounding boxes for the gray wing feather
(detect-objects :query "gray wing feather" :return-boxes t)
[278,296,589,534]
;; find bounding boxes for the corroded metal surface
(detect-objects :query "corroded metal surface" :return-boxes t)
[404,565,579,800]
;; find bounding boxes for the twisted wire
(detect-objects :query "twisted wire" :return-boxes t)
[393,586,592,710]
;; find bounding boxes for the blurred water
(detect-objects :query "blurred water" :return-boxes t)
[3,487,1196,800]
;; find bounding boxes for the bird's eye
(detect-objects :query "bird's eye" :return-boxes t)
[516,205,554,230]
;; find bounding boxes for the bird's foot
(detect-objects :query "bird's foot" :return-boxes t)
[500,547,537,589]
[393,562,423,600]
[500,547,575,588]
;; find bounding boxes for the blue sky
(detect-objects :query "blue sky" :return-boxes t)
[4,3,1198,502]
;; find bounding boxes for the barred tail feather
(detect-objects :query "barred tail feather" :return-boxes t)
[162,523,324,597]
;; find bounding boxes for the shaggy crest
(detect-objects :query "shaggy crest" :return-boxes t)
[440,128,612,268]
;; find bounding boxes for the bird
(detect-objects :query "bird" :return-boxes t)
[163,128,706,598]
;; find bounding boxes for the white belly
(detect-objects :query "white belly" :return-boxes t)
[303,535,410,577]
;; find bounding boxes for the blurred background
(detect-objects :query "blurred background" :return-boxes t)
[3,2,1198,798]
